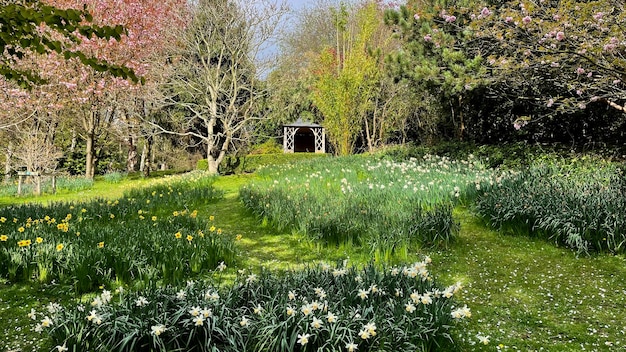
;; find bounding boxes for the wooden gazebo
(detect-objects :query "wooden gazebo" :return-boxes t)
[283,119,325,153]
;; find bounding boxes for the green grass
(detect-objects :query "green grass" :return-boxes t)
[2,171,626,351]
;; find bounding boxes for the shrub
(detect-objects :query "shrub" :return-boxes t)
[34,260,468,351]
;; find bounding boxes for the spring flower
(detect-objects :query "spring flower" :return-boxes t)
[346,342,358,351]
[451,305,471,319]
[576,67,585,75]
[0,235,7,241]
[135,296,149,307]
[477,334,490,345]
[246,274,258,284]
[421,294,433,305]
[358,329,370,340]
[55,343,68,352]
[209,215,215,221]
[151,216,157,221]
[176,290,186,300]
[209,226,216,232]
[36,237,43,243]
[217,261,226,271]
[175,232,182,239]
[312,317,323,329]
[151,324,167,336]
[193,315,204,326]
[327,312,337,323]
[56,243,64,251]
[18,226,25,233]
[405,302,416,313]
[314,287,326,299]
[480,7,492,17]
[201,308,212,318]
[240,316,249,327]
[357,289,369,300]
[86,310,99,322]
[423,34,432,42]
[28,308,37,320]
[189,306,201,317]
[364,322,377,336]
[286,306,295,316]
[236,234,243,241]
[216,228,222,235]
[505,16,513,23]
[332,268,347,277]
[254,304,264,315]
[186,235,193,242]
[0,217,5,222]
[288,290,297,300]
[556,31,565,41]
[301,304,312,316]
[18,239,31,247]
[97,241,104,248]
[522,16,531,24]
[297,333,311,345]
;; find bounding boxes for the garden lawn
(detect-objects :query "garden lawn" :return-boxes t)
[1,173,626,351]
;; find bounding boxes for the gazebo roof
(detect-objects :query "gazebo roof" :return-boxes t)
[283,118,323,128]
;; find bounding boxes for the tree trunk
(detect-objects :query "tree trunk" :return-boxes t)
[141,136,152,177]
[4,141,12,184]
[85,131,95,179]
[127,136,137,172]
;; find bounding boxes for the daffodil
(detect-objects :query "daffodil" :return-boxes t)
[240,316,249,327]
[327,312,337,323]
[151,324,167,336]
[135,296,149,307]
[27,308,36,320]
[311,317,323,329]
[286,306,295,316]
[18,226,25,233]
[0,235,8,241]
[253,304,263,315]
[175,232,182,239]
[297,333,311,345]
[186,235,193,242]
[189,306,201,317]
[357,289,369,300]
[36,237,43,244]
[55,343,68,351]
[97,241,104,248]
[345,342,358,352]
[405,302,416,313]
[193,315,204,326]
[56,243,64,251]
[217,261,226,271]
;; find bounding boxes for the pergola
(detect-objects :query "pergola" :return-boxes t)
[283,119,326,153]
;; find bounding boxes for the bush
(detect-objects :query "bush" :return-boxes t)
[35,260,468,351]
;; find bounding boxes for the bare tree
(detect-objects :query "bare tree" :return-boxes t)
[159,0,287,174]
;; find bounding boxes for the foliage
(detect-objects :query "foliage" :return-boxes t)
[0,172,236,292]
[33,260,466,351]
[0,1,139,88]
[0,175,94,197]
[475,158,626,254]
[240,155,506,257]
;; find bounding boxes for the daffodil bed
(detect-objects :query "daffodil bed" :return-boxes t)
[0,172,236,293]
[30,261,468,352]
[240,154,509,258]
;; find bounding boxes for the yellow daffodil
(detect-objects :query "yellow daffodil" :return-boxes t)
[186,235,193,242]
[209,215,215,221]
[175,232,182,239]
[97,242,105,248]
[18,227,25,233]
[0,235,7,241]
[36,237,43,244]
[18,239,31,247]
[56,244,64,251]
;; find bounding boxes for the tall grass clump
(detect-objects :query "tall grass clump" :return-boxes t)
[0,172,236,292]
[32,260,468,351]
[0,175,94,196]
[475,158,626,254]
[241,155,503,257]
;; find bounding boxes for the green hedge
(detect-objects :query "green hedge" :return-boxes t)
[197,153,328,175]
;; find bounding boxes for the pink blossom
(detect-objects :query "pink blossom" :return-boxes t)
[522,16,532,25]
[613,79,621,84]
[610,37,619,44]
[576,67,585,75]
[443,15,456,23]
[550,62,560,67]
[576,89,582,96]
[587,72,592,78]
[604,43,616,52]
[505,16,513,23]
[593,12,604,21]
[578,102,586,109]
[414,13,420,20]
[553,14,561,21]
[556,31,565,41]
[424,35,432,42]
[590,96,599,102]
[480,7,492,17]
[547,98,554,107]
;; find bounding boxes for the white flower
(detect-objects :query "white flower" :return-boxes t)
[55,343,68,352]
[357,289,369,300]
[91,296,103,308]
[286,306,295,316]
[28,308,37,320]
[151,324,167,336]
[297,333,311,345]
[314,287,327,299]
[240,316,249,327]
[301,304,312,316]
[47,302,61,314]
[311,317,323,329]
[189,306,201,317]
[288,290,297,300]
[364,322,377,336]
[201,308,212,318]
[405,302,416,313]
[204,290,219,302]
[176,290,187,300]
[327,312,337,323]
[421,294,433,305]
[193,315,204,326]
[217,261,227,271]
[41,316,53,328]
[135,296,149,307]
[332,268,347,277]
[101,290,112,303]
[253,304,264,315]
[477,334,490,345]
[358,329,370,340]
[346,342,358,352]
